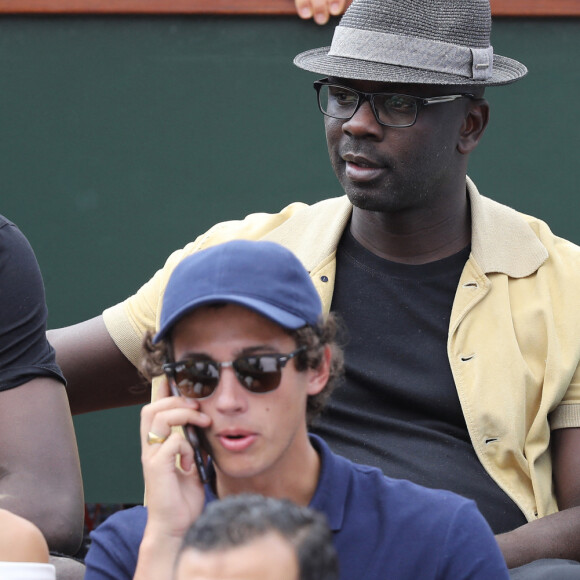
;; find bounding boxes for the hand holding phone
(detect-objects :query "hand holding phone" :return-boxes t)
[168,381,209,484]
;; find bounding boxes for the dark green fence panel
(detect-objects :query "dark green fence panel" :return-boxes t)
[0,16,578,502]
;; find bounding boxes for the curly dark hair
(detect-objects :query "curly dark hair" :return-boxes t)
[141,312,344,425]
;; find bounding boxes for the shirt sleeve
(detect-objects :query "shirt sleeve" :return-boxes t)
[0,217,65,391]
[84,506,147,580]
[102,245,192,368]
[550,361,580,429]
[438,500,509,579]
[102,201,309,368]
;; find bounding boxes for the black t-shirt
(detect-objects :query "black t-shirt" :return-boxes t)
[0,215,64,391]
[312,227,527,534]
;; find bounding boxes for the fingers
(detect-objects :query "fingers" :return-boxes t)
[328,0,347,17]
[295,0,347,25]
[145,430,197,474]
[141,401,206,487]
[140,378,211,452]
[143,404,206,448]
[140,377,209,536]
[142,428,206,533]
[295,0,314,21]
[156,373,171,399]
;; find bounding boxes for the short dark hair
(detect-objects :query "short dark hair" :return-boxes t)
[141,311,344,425]
[175,494,339,580]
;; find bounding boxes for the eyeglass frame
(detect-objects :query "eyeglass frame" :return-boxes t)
[313,78,475,128]
[162,346,307,400]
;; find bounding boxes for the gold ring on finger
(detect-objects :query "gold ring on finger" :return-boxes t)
[147,431,168,445]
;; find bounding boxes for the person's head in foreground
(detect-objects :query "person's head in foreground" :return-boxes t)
[143,239,342,499]
[173,494,338,580]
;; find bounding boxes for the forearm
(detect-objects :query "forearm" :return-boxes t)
[133,529,182,580]
[496,507,580,568]
[49,315,149,414]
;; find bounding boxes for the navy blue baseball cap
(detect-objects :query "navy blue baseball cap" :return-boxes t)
[154,240,322,343]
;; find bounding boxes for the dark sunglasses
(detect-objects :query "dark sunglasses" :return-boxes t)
[163,346,306,399]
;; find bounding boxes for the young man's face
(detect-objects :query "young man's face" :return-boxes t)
[174,532,299,580]
[170,304,326,492]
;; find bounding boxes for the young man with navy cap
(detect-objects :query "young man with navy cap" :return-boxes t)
[51,0,580,576]
[83,240,509,580]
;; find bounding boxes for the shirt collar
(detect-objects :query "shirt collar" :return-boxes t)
[269,179,548,280]
[203,435,349,532]
[307,434,350,532]
[467,177,548,277]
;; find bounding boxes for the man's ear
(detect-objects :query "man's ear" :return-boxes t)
[457,98,490,155]
[306,345,332,396]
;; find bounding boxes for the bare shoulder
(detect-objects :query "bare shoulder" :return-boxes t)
[0,509,50,563]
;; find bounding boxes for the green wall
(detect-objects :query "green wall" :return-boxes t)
[0,16,578,502]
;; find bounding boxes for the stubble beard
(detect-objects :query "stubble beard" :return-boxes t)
[341,175,428,215]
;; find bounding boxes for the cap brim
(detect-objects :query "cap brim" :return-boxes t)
[294,47,527,87]
[153,294,309,343]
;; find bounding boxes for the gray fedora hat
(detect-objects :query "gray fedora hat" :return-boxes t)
[294,0,527,86]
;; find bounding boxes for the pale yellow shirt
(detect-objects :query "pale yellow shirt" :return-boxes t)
[104,177,580,523]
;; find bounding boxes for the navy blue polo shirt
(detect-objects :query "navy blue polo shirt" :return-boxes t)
[85,435,508,580]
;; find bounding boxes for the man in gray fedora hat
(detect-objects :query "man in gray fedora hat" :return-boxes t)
[50,0,580,577]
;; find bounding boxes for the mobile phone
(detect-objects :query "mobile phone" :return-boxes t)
[168,380,209,484]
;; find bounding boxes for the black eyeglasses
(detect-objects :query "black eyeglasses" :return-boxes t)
[313,78,474,128]
[163,347,306,399]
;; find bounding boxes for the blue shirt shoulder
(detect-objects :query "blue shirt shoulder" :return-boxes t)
[85,506,147,580]
[310,434,509,580]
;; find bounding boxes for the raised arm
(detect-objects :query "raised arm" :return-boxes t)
[134,378,210,580]
[0,379,84,554]
[48,315,149,414]
[495,427,580,567]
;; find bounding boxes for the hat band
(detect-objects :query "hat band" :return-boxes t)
[328,26,494,81]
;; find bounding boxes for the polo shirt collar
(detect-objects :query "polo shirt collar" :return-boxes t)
[307,434,350,532]
[202,434,349,533]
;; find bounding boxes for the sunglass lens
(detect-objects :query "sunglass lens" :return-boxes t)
[234,355,282,393]
[175,360,219,399]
